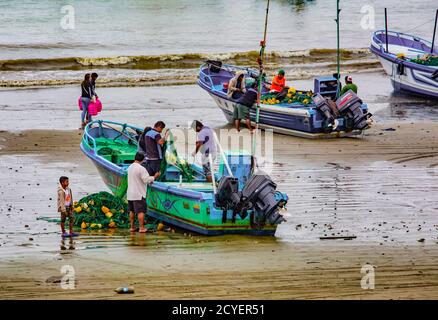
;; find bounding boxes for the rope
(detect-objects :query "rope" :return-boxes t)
[401,18,435,34]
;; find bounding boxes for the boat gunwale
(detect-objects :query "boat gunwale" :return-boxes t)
[371,30,438,73]
[198,63,316,113]
[81,120,216,201]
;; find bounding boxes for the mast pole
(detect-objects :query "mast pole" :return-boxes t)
[432,9,438,54]
[385,8,389,53]
[336,0,341,97]
[253,0,270,159]
[255,0,270,129]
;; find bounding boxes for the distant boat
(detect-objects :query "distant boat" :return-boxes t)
[198,62,372,139]
[80,120,288,236]
[371,30,438,98]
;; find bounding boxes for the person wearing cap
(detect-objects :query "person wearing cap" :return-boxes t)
[233,81,257,133]
[191,120,217,183]
[340,75,358,96]
[270,69,287,93]
[227,70,246,99]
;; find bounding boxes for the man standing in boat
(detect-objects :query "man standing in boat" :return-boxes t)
[127,152,160,233]
[191,120,217,183]
[339,75,358,96]
[139,121,168,176]
[233,81,257,133]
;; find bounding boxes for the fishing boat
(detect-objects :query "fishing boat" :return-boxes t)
[198,62,372,138]
[198,0,372,139]
[370,10,438,98]
[80,120,288,236]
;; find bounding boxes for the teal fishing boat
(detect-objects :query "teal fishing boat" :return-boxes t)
[80,120,288,236]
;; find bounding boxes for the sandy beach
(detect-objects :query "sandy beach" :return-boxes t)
[1,87,438,299]
[3,0,438,303]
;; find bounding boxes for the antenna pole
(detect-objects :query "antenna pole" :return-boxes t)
[432,9,438,54]
[385,8,389,53]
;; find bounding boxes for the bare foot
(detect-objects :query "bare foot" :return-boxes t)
[139,228,148,233]
[130,228,136,233]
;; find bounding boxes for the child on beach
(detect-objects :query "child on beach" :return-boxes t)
[57,176,78,237]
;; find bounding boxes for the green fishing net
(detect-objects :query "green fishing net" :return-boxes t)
[72,192,157,230]
[410,55,438,66]
[261,88,313,105]
[158,129,195,182]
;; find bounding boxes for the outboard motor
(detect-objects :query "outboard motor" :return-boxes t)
[206,60,222,73]
[240,173,286,226]
[215,176,240,210]
[336,90,372,130]
[312,93,336,130]
[215,173,286,227]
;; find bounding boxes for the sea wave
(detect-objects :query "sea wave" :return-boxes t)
[0,48,374,71]
[0,62,382,88]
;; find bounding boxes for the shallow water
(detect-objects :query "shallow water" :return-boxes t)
[1,0,437,60]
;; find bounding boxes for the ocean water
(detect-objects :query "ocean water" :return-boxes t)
[0,0,437,60]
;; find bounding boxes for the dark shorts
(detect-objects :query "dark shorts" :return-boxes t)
[144,159,161,176]
[232,103,250,120]
[128,198,147,215]
[61,206,74,223]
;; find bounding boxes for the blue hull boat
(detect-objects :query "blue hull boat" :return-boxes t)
[198,62,372,139]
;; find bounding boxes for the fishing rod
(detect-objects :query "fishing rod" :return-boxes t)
[253,0,270,159]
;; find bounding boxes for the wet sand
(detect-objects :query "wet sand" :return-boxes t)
[1,72,438,299]
[1,122,438,299]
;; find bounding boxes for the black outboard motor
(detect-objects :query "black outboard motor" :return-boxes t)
[336,90,372,130]
[241,173,285,226]
[215,176,240,210]
[215,173,285,227]
[206,60,222,73]
[312,93,336,130]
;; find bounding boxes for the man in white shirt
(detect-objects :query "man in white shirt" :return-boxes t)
[127,152,160,233]
[191,120,217,183]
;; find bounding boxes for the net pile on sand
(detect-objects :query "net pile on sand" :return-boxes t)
[73,192,157,230]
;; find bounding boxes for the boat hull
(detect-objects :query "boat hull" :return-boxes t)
[207,91,363,139]
[80,121,281,236]
[371,30,438,99]
[147,184,276,236]
[198,64,368,139]
[80,141,128,198]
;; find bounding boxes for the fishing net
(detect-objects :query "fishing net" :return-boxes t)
[410,55,438,66]
[261,87,313,105]
[72,192,157,230]
[158,129,195,182]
